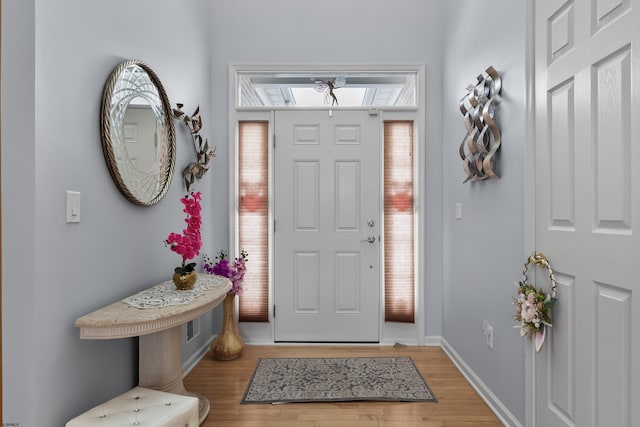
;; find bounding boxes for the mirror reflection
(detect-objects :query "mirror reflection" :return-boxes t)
[100,60,175,206]
[123,100,160,174]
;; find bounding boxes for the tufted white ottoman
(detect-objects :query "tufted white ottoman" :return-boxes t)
[66,387,199,427]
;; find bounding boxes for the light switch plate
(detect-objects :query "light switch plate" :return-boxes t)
[66,191,81,223]
[455,202,463,219]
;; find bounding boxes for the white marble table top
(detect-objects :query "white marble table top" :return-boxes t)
[75,274,231,340]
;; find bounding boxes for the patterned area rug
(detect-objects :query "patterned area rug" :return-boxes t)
[241,357,437,404]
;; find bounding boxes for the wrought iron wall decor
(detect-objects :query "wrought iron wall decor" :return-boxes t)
[173,104,216,192]
[458,66,502,183]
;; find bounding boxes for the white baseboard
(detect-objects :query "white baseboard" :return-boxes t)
[243,337,276,346]
[440,338,523,427]
[423,335,442,346]
[182,334,217,377]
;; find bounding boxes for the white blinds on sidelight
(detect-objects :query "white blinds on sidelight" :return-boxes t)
[238,122,269,322]
[383,121,415,323]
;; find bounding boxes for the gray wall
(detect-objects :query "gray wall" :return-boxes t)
[442,0,528,423]
[2,0,217,425]
[2,0,530,425]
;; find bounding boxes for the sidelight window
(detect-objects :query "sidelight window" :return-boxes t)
[383,121,415,323]
[237,121,269,322]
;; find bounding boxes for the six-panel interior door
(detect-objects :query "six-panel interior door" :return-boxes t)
[534,1,638,426]
[123,106,159,171]
[274,110,381,342]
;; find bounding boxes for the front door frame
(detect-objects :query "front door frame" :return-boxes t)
[525,1,536,425]
[228,64,426,345]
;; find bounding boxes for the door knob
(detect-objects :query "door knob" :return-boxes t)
[361,235,376,243]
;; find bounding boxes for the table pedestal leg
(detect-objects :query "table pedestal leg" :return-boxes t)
[139,326,210,424]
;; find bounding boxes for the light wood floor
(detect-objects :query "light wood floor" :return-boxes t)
[183,345,504,427]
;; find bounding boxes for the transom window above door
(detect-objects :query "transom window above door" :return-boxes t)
[235,69,418,108]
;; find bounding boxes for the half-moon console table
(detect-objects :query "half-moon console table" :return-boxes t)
[74,273,231,425]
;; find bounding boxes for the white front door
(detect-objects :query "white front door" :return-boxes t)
[534,1,639,426]
[274,110,381,342]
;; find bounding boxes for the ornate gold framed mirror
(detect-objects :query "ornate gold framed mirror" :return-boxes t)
[100,60,176,206]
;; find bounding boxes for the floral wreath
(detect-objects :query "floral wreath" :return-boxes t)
[514,252,558,352]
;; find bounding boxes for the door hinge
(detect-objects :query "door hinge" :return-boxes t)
[273,219,276,233]
[273,304,276,318]
[273,134,276,148]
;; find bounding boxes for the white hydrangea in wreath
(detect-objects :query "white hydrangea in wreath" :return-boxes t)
[514,253,558,352]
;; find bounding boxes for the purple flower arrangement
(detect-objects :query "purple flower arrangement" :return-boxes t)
[204,250,248,295]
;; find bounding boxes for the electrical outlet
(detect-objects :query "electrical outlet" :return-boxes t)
[482,320,494,349]
[486,325,494,349]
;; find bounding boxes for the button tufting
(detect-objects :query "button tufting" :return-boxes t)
[66,387,199,426]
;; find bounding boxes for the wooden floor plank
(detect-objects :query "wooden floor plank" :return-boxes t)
[183,345,504,427]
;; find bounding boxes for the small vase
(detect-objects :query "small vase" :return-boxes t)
[210,293,244,360]
[172,271,197,290]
